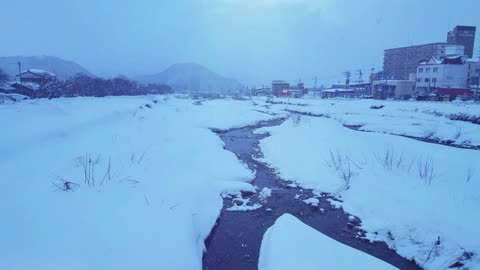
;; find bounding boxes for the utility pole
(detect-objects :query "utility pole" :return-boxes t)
[343,71,351,88]
[356,69,364,84]
[384,73,388,99]
[370,67,375,96]
[313,76,318,96]
[17,61,22,84]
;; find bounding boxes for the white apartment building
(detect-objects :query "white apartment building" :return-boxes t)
[415,55,468,94]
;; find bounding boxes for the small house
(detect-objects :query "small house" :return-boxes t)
[16,69,56,84]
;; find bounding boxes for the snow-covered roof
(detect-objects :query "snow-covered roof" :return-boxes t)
[445,55,464,60]
[23,82,40,90]
[0,83,16,91]
[419,57,442,65]
[0,92,28,101]
[12,82,40,91]
[442,56,464,65]
[17,69,56,77]
[372,79,415,84]
[322,88,355,93]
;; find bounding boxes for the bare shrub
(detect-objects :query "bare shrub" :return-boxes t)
[466,168,474,182]
[423,127,437,139]
[454,127,463,140]
[52,177,80,192]
[75,154,101,187]
[334,115,346,125]
[130,151,147,166]
[426,236,442,262]
[327,150,355,190]
[374,148,404,171]
[120,177,140,187]
[100,157,112,185]
[406,159,415,174]
[417,157,435,185]
[291,114,302,126]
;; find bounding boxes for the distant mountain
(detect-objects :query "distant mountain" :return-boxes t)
[137,63,243,93]
[0,56,92,80]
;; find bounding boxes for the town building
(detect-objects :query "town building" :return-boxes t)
[271,80,306,97]
[251,87,271,96]
[10,82,41,97]
[371,79,415,99]
[16,69,56,84]
[447,25,476,58]
[271,80,289,96]
[467,58,480,88]
[321,88,356,99]
[414,56,468,95]
[383,43,464,80]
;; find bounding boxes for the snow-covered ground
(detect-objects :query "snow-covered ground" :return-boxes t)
[259,214,397,270]
[275,98,480,146]
[2,95,480,270]
[257,97,480,270]
[0,96,275,270]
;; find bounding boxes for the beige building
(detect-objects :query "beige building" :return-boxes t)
[372,80,415,99]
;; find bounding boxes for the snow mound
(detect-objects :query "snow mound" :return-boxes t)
[259,214,397,270]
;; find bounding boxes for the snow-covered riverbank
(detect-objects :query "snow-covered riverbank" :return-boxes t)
[0,96,276,270]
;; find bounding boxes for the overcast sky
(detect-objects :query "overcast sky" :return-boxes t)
[1,0,480,86]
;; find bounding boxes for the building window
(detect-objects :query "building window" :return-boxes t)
[433,68,438,72]
[425,78,430,82]
[426,68,431,73]
[432,78,437,83]
[417,78,422,82]
[418,68,423,73]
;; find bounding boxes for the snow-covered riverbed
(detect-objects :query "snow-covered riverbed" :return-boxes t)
[1,95,479,270]
[257,97,480,270]
[0,96,276,270]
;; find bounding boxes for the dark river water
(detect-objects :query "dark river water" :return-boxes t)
[203,118,422,270]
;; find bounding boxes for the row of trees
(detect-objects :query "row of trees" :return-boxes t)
[36,74,173,99]
[0,68,173,99]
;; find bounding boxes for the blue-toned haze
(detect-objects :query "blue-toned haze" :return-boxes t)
[1,0,479,86]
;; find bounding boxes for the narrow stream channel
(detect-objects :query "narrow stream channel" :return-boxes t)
[203,118,422,270]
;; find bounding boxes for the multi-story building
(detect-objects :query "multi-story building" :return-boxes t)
[384,43,464,80]
[467,58,480,87]
[447,25,476,58]
[271,80,305,97]
[271,80,290,96]
[415,56,468,95]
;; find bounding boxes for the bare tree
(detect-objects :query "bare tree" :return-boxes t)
[0,69,9,84]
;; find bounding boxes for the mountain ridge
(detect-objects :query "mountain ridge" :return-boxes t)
[136,63,243,93]
[0,55,92,80]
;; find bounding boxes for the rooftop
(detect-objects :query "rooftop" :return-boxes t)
[451,25,476,32]
[16,69,56,77]
[384,42,448,52]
